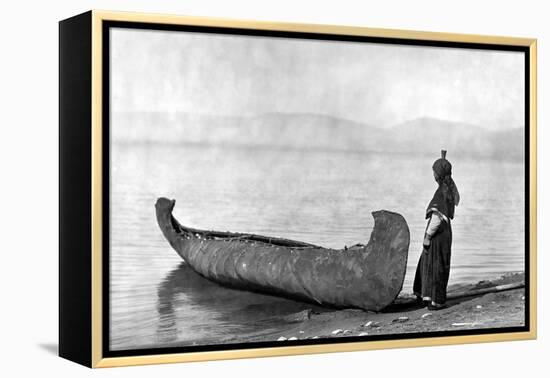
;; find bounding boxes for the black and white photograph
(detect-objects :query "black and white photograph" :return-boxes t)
[107,25,528,353]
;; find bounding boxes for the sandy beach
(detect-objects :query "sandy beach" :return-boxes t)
[221,272,525,344]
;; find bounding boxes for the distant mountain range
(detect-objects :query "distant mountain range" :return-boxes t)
[112,112,524,160]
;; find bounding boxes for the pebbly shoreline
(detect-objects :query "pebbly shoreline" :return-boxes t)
[221,272,525,344]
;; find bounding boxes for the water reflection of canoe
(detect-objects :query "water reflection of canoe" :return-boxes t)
[156,262,327,346]
[155,197,410,311]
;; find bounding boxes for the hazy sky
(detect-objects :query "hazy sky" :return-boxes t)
[111,28,524,130]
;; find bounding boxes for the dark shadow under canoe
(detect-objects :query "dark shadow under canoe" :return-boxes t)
[155,197,410,312]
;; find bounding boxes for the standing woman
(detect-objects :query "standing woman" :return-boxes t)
[413,150,460,310]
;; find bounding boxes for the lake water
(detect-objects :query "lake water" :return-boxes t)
[110,143,525,350]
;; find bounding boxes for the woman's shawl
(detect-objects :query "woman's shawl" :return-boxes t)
[426,185,455,221]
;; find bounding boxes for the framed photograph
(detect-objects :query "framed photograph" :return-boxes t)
[59,10,537,368]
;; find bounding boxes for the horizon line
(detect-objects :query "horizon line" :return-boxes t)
[111,110,524,131]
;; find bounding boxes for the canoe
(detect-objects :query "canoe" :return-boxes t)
[155,197,410,311]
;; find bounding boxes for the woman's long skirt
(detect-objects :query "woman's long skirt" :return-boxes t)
[413,220,453,304]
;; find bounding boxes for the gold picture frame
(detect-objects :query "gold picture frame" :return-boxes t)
[59,10,537,368]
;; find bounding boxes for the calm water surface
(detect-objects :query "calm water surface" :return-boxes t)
[110,143,524,350]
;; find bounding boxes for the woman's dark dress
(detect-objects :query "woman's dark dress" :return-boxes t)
[413,185,454,304]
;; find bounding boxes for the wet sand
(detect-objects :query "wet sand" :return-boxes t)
[222,272,525,344]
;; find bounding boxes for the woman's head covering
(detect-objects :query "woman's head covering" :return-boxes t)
[432,151,452,179]
[432,150,460,209]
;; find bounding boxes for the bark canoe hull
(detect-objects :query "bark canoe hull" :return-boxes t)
[155,197,410,311]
